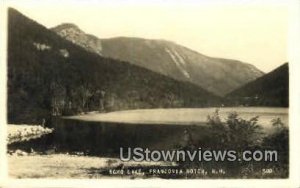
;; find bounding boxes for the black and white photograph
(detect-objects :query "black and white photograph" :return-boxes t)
[1,0,300,187]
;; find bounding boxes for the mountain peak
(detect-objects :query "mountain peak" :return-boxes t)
[52,23,264,96]
[51,23,102,55]
[52,23,81,32]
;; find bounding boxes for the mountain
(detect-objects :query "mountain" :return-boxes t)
[52,24,264,96]
[226,63,289,107]
[52,23,103,55]
[7,8,221,124]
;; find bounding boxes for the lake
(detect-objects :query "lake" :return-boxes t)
[65,107,288,128]
[8,107,288,157]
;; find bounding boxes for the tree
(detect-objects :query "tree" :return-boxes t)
[94,89,106,111]
[78,85,93,112]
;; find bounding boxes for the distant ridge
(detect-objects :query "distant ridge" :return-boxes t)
[52,24,264,96]
[227,63,289,107]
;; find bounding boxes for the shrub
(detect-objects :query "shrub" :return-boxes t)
[207,109,263,150]
[175,111,288,178]
[262,118,289,177]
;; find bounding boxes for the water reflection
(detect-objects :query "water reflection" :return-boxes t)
[8,118,209,157]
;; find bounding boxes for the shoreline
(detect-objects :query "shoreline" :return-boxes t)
[7,124,54,144]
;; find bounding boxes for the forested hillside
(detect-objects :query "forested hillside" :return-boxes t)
[7,8,220,124]
[227,63,289,107]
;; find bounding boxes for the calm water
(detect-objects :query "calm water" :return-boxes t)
[9,118,209,157]
[8,107,288,157]
[66,107,288,127]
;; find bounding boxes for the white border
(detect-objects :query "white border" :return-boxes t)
[1,0,299,187]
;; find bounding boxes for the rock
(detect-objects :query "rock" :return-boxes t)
[14,149,28,156]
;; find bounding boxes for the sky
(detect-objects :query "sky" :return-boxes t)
[7,0,288,73]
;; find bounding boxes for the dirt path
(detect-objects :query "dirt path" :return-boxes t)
[8,154,170,178]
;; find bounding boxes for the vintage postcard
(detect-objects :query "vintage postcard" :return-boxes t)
[0,0,299,187]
